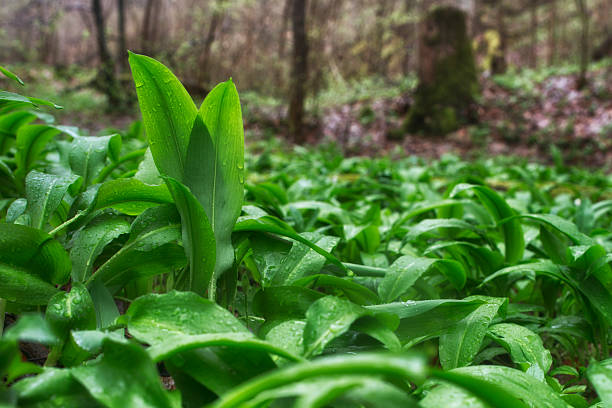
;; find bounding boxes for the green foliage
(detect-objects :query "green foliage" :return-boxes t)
[1,57,612,408]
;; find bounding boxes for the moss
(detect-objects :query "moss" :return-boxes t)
[405,6,480,135]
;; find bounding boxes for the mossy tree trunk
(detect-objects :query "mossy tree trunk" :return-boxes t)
[405,6,479,135]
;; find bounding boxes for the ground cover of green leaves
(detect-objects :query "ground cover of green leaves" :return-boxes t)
[1,58,612,408]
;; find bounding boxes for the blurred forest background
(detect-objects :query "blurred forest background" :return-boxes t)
[0,0,610,165]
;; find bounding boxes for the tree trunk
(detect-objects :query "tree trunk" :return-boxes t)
[141,0,155,54]
[404,6,479,135]
[117,0,127,71]
[197,2,223,87]
[491,0,507,74]
[278,0,292,59]
[530,2,538,68]
[92,0,121,108]
[288,0,309,143]
[548,0,557,65]
[574,0,589,89]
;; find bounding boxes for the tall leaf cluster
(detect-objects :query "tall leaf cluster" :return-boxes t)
[0,60,611,407]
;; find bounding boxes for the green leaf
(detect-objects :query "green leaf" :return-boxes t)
[587,359,612,407]
[69,214,131,282]
[517,213,593,246]
[45,283,96,366]
[0,65,24,86]
[487,323,552,380]
[234,215,348,272]
[378,256,466,302]
[146,333,303,363]
[210,353,426,408]
[451,183,524,263]
[124,291,276,395]
[266,233,340,286]
[14,125,62,180]
[165,177,216,296]
[0,223,70,304]
[293,274,380,305]
[93,178,174,216]
[184,81,244,280]
[303,295,399,357]
[70,338,175,408]
[432,365,568,408]
[87,205,185,291]
[439,296,507,369]
[24,171,81,230]
[68,134,122,187]
[129,52,197,180]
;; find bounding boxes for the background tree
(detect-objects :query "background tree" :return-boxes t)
[92,0,122,108]
[288,0,309,143]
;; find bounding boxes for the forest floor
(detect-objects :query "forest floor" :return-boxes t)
[6,60,611,169]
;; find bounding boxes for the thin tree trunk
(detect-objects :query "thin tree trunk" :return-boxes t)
[141,0,155,54]
[279,0,292,59]
[197,2,223,87]
[530,2,538,68]
[548,0,557,65]
[574,0,589,88]
[92,0,121,107]
[117,0,127,71]
[288,0,308,143]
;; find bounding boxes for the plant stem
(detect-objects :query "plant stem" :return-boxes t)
[48,211,85,237]
[343,262,386,277]
[44,344,62,367]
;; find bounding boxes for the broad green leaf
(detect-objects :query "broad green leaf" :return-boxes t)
[253,286,324,323]
[264,320,307,358]
[451,183,524,263]
[68,134,122,187]
[24,171,80,230]
[146,333,303,363]
[439,296,507,369]
[432,365,568,408]
[70,214,131,282]
[88,280,120,329]
[487,323,552,380]
[0,223,70,304]
[303,295,399,357]
[405,218,478,241]
[14,124,62,179]
[45,283,96,366]
[123,291,276,395]
[134,148,163,185]
[165,177,216,295]
[0,91,61,110]
[70,338,175,408]
[129,52,197,180]
[266,233,340,286]
[420,382,488,408]
[93,178,174,215]
[184,81,244,280]
[87,205,185,291]
[210,353,426,408]
[587,359,612,407]
[367,299,487,345]
[234,215,348,272]
[378,256,466,302]
[517,213,593,246]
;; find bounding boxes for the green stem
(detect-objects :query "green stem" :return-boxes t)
[92,148,147,184]
[343,262,386,277]
[0,298,6,337]
[48,211,85,237]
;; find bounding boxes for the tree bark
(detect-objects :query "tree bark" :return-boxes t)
[197,1,223,87]
[288,0,309,143]
[141,0,155,54]
[548,0,557,65]
[530,2,538,68]
[117,0,127,71]
[278,0,293,59]
[92,0,121,108]
[574,0,589,89]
